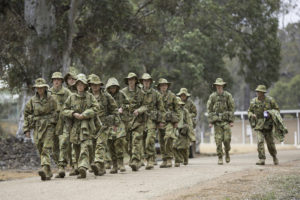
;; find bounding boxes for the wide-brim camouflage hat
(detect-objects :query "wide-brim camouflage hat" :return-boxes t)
[106,77,120,89]
[156,78,171,88]
[124,72,138,85]
[51,72,64,80]
[74,73,88,86]
[213,78,226,86]
[64,71,77,82]
[176,97,185,105]
[139,73,153,82]
[177,88,191,97]
[88,74,103,85]
[33,78,49,89]
[255,85,267,93]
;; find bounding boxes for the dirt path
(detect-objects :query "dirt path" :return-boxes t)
[0,150,299,200]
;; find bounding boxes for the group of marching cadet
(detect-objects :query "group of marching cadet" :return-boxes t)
[23,70,197,181]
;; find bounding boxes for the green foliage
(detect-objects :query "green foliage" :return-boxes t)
[269,74,300,109]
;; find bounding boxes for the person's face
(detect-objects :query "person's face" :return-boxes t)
[37,87,46,96]
[109,86,118,94]
[216,85,224,94]
[142,79,151,89]
[67,76,76,86]
[128,78,136,88]
[53,78,63,88]
[159,84,168,92]
[76,81,86,93]
[180,94,187,101]
[90,84,101,93]
[256,91,265,98]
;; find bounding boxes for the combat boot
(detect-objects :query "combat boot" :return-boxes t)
[77,167,86,179]
[105,162,111,169]
[218,157,223,165]
[183,157,188,165]
[69,165,79,176]
[225,152,230,163]
[44,165,52,180]
[175,163,180,167]
[166,159,172,168]
[145,158,154,170]
[91,162,106,176]
[256,159,265,165]
[273,157,279,165]
[140,160,145,167]
[130,159,139,171]
[55,166,65,178]
[38,166,47,181]
[160,159,167,168]
[110,160,118,174]
[118,159,126,172]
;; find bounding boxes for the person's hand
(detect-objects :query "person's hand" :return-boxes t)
[73,113,84,120]
[118,108,123,114]
[25,131,30,138]
[112,126,117,132]
[209,123,213,128]
[230,123,234,127]
[252,114,257,119]
[133,110,139,116]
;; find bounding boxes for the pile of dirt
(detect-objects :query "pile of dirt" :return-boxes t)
[0,135,40,170]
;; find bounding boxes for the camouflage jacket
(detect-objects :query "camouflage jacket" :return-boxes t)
[108,90,129,121]
[160,90,180,124]
[49,86,72,135]
[142,88,166,123]
[121,86,147,129]
[62,91,99,144]
[248,96,279,130]
[207,91,235,125]
[184,98,197,127]
[23,92,58,138]
[174,106,193,149]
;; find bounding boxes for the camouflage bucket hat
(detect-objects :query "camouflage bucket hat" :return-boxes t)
[33,78,49,89]
[106,77,120,89]
[124,72,138,85]
[177,88,191,97]
[213,78,226,86]
[64,71,77,82]
[139,73,153,82]
[255,85,267,93]
[156,78,171,88]
[88,74,103,85]
[74,73,88,86]
[51,72,64,80]
[176,97,185,105]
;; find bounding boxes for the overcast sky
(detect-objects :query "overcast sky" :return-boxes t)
[278,0,300,28]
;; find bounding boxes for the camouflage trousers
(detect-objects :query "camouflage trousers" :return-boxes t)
[94,129,108,164]
[158,123,176,161]
[58,133,73,168]
[52,135,60,165]
[72,140,91,169]
[214,123,231,157]
[256,130,277,159]
[129,125,144,163]
[107,137,125,162]
[142,121,157,160]
[33,126,54,167]
[88,138,97,167]
[173,147,189,164]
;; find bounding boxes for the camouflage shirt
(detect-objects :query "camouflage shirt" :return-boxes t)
[23,92,58,136]
[174,106,193,149]
[109,90,130,123]
[207,91,235,124]
[160,90,180,124]
[184,98,197,127]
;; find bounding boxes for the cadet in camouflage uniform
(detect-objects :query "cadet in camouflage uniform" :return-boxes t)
[139,73,165,170]
[24,78,58,181]
[248,85,279,165]
[64,70,77,93]
[89,74,121,175]
[106,77,130,172]
[207,78,235,165]
[157,78,180,168]
[121,72,147,171]
[62,74,99,179]
[173,97,193,167]
[177,88,197,162]
[49,72,72,178]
